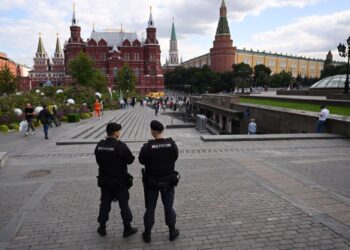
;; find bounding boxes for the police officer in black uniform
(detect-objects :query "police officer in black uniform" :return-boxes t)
[94,123,138,237]
[139,120,180,243]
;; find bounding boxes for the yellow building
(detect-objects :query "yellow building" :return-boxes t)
[236,49,324,78]
[181,49,326,78]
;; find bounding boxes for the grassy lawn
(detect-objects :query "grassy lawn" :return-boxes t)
[239,97,350,116]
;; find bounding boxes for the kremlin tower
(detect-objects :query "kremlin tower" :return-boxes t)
[210,0,236,72]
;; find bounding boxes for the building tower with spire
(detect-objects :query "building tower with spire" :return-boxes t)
[64,2,84,75]
[210,0,236,72]
[29,34,51,88]
[169,18,179,65]
[52,34,65,85]
[142,6,164,92]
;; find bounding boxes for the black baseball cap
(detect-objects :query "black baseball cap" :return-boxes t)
[150,120,164,132]
[106,122,121,135]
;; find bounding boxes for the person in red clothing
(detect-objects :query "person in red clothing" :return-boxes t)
[94,100,102,119]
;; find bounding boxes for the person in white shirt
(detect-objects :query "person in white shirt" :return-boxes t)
[316,105,329,133]
[248,119,257,135]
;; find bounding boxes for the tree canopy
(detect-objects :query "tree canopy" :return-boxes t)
[0,64,16,95]
[164,65,233,94]
[68,51,107,91]
[270,70,293,87]
[116,63,136,96]
[320,64,347,79]
[254,64,271,87]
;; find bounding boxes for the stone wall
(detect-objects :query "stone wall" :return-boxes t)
[201,94,239,109]
[232,103,350,137]
[241,95,350,107]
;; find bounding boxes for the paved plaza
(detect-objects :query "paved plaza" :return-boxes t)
[0,105,349,249]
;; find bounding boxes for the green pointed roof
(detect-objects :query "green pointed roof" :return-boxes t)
[216,16,230,36]
[221,0,226,7]
[171,21,176,41]
[55,36,63,54]
[36,34,46,54]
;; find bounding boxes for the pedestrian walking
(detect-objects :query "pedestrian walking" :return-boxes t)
[48,103,61,127]
[94,123,138,238]
[248,119,257,135]
[139,120,180,243]
[94,100,101,119]
[154,102,159,115]
[38,105,53,139]
[316,105,329,133]
[24,103,36,136]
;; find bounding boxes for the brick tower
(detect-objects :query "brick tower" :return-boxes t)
[210,0,236,73]
[52,34,65,85]
[142,6,164,92]
[64,3,84,75]
[29,34,51,88]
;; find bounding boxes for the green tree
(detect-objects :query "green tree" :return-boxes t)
[254,64,271,87]
[0,64,16,95]
[116,64,136,96]
[232,63,253,92]
[68,51,95,86]
[91,69,107,91]
[270,70,293,87]
[320,64,347,79]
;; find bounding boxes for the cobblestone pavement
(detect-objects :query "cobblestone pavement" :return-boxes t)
[0,105,349,249]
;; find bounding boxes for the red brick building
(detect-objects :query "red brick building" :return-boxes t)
[0,52,17,76]
[64,5,164,94]
[28,34,65,89]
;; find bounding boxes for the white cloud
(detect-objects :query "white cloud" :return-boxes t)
[248,10,350,60]
[230,0,324,20]
[0,0,338,67]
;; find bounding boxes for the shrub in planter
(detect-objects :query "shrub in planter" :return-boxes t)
[9,123,19,131]
[61,116,68,122]
[80,113,91,119]
[0,125,9,133]
[67,114,80,123]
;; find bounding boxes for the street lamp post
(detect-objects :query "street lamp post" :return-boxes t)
[337,36,350,94]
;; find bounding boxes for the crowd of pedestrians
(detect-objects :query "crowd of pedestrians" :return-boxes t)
[22,102,61,140]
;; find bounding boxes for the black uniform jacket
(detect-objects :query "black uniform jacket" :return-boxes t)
[139,138,178,177]
[95,138,135,182]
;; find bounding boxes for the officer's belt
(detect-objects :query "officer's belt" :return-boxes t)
[141,168,180,189]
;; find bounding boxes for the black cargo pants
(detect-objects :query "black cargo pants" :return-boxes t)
[98,187,133,226]
[143,186,176,230]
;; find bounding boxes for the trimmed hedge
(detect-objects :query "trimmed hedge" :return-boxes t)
[9,123,19,131]
[67,114,80,123]
[0,125,9,133]
[80,113,91,119]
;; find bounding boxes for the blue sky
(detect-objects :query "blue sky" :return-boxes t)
[0,0,349,67]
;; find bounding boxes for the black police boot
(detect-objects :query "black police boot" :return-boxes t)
[169,225,179,241]
[123,224,138,238]
[97,224,107,236]
[142,230,151,243]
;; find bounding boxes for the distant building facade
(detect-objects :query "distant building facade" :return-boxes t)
[0,52,17,75]
[23,4,164,93]
[181,0,342,78]
[28,34,65,89]
[1,51,32,91]
[63,5,164,94]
